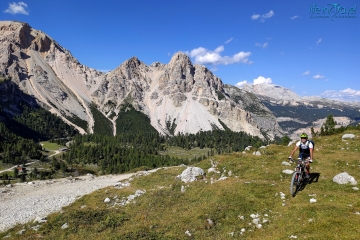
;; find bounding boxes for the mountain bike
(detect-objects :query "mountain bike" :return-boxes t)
[289,157,309,197]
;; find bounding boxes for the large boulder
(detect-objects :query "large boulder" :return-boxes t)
[177,167,205,183]
[333,172,357,185]
[342,134,355,139]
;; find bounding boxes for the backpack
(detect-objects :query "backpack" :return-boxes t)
[299,140,315,154]
[306,140,315,149]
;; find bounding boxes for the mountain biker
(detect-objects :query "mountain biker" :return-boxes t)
[288,133,313,178]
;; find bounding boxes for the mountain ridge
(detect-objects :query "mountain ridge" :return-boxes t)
[0,21,282,139]
[237,82,360,139]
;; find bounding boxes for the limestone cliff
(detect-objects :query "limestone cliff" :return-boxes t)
[0,21,283,139]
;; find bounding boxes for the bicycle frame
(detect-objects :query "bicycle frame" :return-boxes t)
[290,157,308,197]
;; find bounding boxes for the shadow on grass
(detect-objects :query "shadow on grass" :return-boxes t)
[294,173,321,197]
[308,172,321,184]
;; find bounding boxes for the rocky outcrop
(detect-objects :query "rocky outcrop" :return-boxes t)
[333,172,357,185]
[0,21,283,139]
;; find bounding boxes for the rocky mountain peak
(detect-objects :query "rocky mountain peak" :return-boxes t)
[169,52,190,63]
[0,21,283,139]
[241,83,302,102]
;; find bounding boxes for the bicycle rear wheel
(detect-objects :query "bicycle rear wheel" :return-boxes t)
[290,172,300,197]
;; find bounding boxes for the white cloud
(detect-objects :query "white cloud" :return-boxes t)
[316,38,322,45]
[255,42,268,48]
[313,74,325,79]
[186,46,252,65]
[235,80,248,88]
[291,15,299,20]
[254,76,272,84]
[251,10,274,22]
[302,70,310,75]
[321,88,360,102]
[214,45,224,53]
[4,2,29,15]
[251,14,260,20]
[262,10,274,18]
[235,76,273,88]
[225,38,233,44]
[341,88,360,96]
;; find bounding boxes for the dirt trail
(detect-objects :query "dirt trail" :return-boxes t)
[0,172,140,232]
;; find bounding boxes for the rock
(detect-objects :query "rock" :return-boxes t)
[181,185,185,193]
[208,167,219,174]
[282,169,294,175]
[252,218,260,224]
[127,195,136,201]
[217,177,228,181]
[252,151,261,156]
[177,167,205,183]
[33,216,47,223]
[104,198,111,203]
[17,229,25,235]
[134,190,145,196]
[333,172,357,185]
[310,198,317,203]
[114,181,130,188]
[245,146,252,151]
[342,134,355,139]
[61,223,69,229]
[352,187,359,191]
[206,218,214,227]
[282,161,291,166]
[280,192,286,199]
[185,230,191,236]
[31,225,41,231]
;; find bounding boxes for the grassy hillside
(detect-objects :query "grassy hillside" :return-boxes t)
[2,130,360,239]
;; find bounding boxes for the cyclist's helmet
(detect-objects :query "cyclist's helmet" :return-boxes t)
[300,133,308,139]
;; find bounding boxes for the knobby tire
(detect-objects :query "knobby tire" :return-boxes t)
[290,172,300,197]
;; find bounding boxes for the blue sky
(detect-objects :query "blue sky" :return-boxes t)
[1,0,360,101]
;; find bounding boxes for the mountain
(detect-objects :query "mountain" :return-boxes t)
[0,21,283,140]
[236,82,360,139]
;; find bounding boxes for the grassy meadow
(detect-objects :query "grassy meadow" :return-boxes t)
[1,130,359,239]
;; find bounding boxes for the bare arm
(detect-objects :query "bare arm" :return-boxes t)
[289,146,299,158]
[310,148,313,160]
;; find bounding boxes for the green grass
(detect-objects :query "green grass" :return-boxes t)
[41,141,66,151]
[159,146,210,160]
[2,130,360,239]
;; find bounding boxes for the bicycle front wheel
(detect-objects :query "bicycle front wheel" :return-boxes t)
[290,172,300,197]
